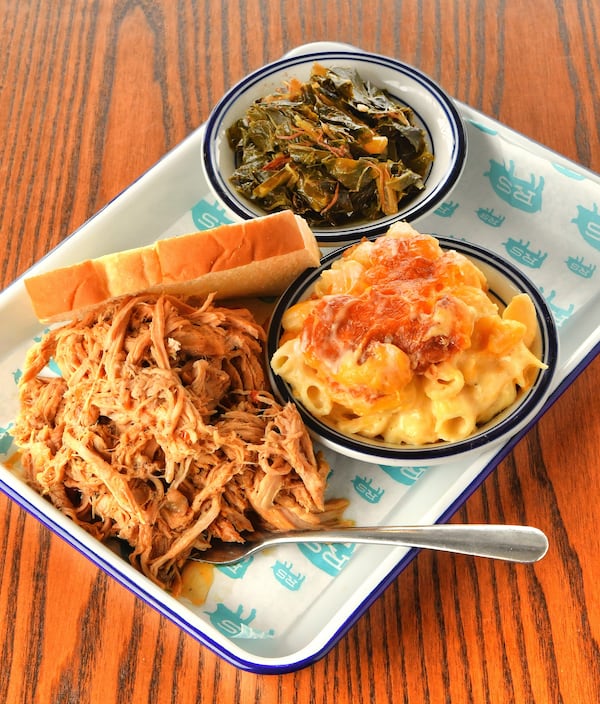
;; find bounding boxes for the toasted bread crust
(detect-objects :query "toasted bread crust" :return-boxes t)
[24,211,321,322]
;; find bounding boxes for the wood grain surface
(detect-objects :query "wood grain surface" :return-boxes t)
[1,1,599,702]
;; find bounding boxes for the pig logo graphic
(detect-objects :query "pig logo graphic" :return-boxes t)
[552,162,586,180]
[379,465,429,486]
[271,560,306,591]
[571,204,600,251]
[467,119,498,136]
[476,207,505,227]
[298,542,356,576]
[540,288,574,327]
[205,603,274,638]
[352,475,384,504]
[434,200,459,218]
[191,199,234,230]
[565,255,596,279]
[484,160,544,213]
[0,424,14,455]
[217,557,253,579]
[502,238,548,269]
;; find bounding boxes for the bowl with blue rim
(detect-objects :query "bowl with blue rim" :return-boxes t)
[202,44,467,246]
[265,233,558,466]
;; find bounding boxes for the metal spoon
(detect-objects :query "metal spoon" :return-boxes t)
[189,524,549,565]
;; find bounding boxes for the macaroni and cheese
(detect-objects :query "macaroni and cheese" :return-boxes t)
[271,224,546,445]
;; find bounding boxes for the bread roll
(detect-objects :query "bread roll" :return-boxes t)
[24,210,321,322]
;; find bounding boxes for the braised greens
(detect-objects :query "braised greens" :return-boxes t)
[227,63,433,226]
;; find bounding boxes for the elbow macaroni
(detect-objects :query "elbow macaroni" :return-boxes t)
[271,225,547,445]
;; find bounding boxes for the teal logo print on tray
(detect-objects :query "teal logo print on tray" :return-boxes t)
[191,199,234,230]
[379,465,428,486]
[552,162,586,180]
[297,542,356,576]
[565,255,596,279]
[0,424,14,455]
[434,200,459,218]
[46,358,61,376]
[476,207,505,228]
[352,475,384,503]
[540,288,574,327]
[205,603,275,639]
[468,119,498,136]
[484,160,544,213]
[503,238,547,268]
[217,557,253,579]
[571,204,600,251]
[271,560,305,591]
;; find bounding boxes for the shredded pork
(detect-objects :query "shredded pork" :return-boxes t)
[14,294,345,593]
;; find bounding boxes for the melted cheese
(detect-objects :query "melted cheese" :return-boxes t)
[271,225,546,445]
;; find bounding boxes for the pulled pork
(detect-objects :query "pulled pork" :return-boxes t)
[14,294,344,593]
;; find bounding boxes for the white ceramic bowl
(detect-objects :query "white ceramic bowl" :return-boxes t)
[266,236,558,466]
[202,47,467,246]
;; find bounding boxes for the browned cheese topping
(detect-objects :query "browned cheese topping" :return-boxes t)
[14,294,344,593]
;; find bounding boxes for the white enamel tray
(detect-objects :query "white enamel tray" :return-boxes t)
[1,44,599,674]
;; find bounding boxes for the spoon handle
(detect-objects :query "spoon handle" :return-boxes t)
[266,524,549,563]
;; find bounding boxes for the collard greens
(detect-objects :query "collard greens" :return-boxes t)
[227,63,433,226]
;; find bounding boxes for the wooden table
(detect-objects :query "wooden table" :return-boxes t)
[1,1,599,701]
